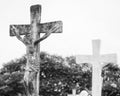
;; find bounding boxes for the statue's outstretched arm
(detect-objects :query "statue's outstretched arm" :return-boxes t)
[34,24,59,45]
[11,26,26,45]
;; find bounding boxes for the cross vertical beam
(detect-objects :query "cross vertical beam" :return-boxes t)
[92,40,102,96]
[30,5,41,96]
[92,40,100,57]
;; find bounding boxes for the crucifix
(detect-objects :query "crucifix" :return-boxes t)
[9,5,62,96]
[76,40,117,96]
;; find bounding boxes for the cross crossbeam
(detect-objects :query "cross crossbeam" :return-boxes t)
[10,21,62,36]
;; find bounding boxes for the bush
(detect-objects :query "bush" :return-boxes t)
[0,52,120,96]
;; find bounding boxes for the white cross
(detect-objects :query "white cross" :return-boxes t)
[76,40,117,96]
[68,89,79,96]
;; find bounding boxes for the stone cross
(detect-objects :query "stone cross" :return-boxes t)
[9,5,62,96]
[76,40,117,96]
[68,89,79,96]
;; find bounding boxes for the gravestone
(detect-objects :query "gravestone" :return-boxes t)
[10,5,63,96]
[76,40,117,96]
[80,90,90,96]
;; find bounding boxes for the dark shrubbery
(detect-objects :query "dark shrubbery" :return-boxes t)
[0,52,120,96]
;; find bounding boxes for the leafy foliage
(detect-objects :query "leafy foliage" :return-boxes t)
[0,52,120,96]
[102,63,120,96]
[0,56,26,96]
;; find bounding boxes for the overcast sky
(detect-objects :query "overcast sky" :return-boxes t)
[0,0,120,68]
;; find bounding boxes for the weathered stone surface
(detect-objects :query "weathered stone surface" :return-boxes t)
[10,21,62,36]
[10,4,63,96]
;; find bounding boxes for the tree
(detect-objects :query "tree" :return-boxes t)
[102,63,120,96]
[0,52,120,96]
[0,56,26,96]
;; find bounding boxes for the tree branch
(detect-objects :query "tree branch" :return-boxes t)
[11,26,26,45]
[34,24,60,45]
